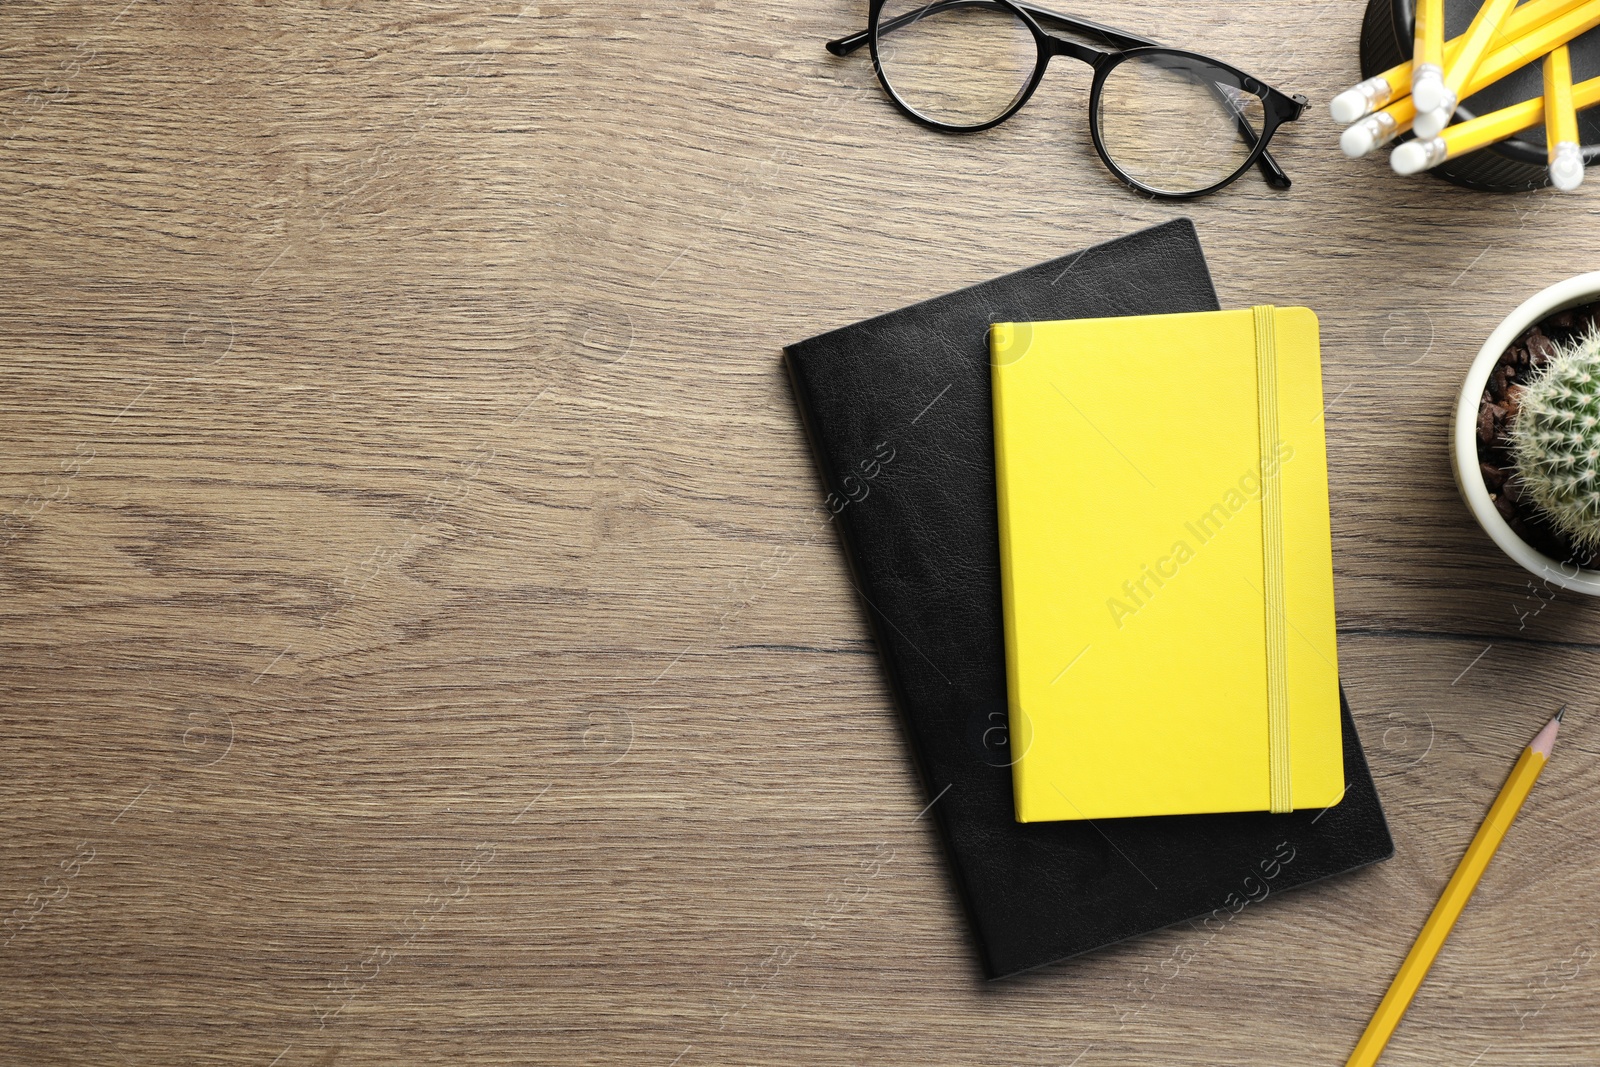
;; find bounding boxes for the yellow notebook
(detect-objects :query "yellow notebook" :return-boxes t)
[990,306,1343,823]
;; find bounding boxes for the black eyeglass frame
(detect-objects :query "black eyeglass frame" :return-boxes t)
[827,0,1310,199]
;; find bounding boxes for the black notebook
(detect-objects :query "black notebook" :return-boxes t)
[783,219,1393,980]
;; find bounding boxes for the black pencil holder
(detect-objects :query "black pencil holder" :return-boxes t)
[1360,0,1600,191]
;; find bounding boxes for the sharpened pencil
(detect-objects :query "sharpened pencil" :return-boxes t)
[1344,710,1566,1067]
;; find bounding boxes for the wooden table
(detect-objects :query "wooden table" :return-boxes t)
[3,2,1598,1064]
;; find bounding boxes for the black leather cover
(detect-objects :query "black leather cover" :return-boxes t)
[782,219,1393,980]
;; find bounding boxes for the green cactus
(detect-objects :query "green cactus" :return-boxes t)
[1512,327,1600,550]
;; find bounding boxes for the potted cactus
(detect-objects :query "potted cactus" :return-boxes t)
[1455,273,1600,594]
[1510,333,1600,556]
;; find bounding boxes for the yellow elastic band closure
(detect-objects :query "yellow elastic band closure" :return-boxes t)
[1253,305,1292,814]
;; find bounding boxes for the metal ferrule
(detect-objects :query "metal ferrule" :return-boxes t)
[1361,110,1400,151]
[1415,137,1449,170]
[1352,75,1394,116]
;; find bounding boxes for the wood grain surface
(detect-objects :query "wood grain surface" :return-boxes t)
[4,2,1600,1064]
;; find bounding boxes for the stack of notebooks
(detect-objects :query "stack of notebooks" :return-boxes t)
[783,220,1393,980]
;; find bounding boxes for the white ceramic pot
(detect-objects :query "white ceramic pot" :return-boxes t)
[1452,271,1600,595]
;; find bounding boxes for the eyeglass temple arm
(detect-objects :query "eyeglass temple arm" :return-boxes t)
[1236,90,1310,189]
[1214,85,1296,190]
[826,0,1156,55]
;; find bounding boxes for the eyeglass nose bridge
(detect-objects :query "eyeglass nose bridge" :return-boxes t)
[1042,33,1113,68]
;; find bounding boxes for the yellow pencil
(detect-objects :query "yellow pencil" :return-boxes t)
[1341,94,1419,158]
[1414,0,1600,138]
[1344,710,1565,1067]
[1332,0,1590,122]
[1545,45,1586,190]
[1412,0,1447,115]
[1433,0,1520,115]
[1392,67,1600,173]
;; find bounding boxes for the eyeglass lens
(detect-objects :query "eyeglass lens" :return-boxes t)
[1095,52,1267,195]
[874,0,1039,128]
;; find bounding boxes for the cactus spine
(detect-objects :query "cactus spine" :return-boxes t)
[1512,326,1600,549]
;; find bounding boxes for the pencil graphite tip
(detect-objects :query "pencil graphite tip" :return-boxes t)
[1555,705,1566,724]
[1531,709,1564,757]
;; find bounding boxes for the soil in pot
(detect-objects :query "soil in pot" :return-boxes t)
[1477,301,1600,570]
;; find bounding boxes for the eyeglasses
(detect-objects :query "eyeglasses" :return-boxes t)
[827,1,1309,199]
